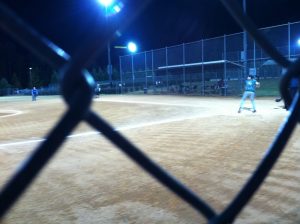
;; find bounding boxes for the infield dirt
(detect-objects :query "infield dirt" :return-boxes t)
[0,95,299,224]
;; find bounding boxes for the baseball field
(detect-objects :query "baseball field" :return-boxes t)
[0,95,299,224]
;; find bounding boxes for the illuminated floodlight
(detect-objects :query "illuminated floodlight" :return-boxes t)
[127,42,137,53]
[297,38,300,47]
[97,0,123,16]
[97,0,114,7]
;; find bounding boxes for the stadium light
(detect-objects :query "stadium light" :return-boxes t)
[97,0,123,16]
[97,0,114,7]
[96,0,123,84]
[297,38,300,47]
[114,42,138,53]
[29,67,32,87]
[127,42,138,53]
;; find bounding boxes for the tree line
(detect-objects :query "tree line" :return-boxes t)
[0,39,121,90]
[0,66,120,89]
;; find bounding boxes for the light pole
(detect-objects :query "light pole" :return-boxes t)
[115,42,138,89]
[97,0,122,85]
[107,38,112,85]
[128,42,137,90]
[29,67,32,87]
[105,5,113,85]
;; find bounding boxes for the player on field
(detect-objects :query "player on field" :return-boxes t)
[31,86,38,101]
[94,83,101,98]
[238,75,260,113]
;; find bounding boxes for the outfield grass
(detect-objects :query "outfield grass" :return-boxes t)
[256,78,280,97]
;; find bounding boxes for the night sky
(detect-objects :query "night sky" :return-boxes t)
[3,0,300,50]
[1,0,300,85]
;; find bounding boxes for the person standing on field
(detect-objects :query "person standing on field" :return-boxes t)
[32,86,38,101]
[94,83,101,98]
[238,75,260,113]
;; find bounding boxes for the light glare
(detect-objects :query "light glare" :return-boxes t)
[113,5,121,13]
[127,42,137,53]
[297,38,300,46]
[98,0,114,7]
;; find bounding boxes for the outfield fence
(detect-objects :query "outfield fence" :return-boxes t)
[0,1,299,224]
[120,21,300,96]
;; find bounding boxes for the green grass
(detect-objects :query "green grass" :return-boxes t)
[227,78,281,97]
[256,78,280,97]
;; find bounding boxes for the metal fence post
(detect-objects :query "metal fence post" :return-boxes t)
[166,46,169,92]
[201,39,204,96]
[131,54,134,91]
[288,22,290,59]
[119,56,122,94]
[183,43,186,89]
[152,49,154,90]
[243,0,248,79]
[224,34,227,96]
[254,40,256,74]
[145,51,147,89]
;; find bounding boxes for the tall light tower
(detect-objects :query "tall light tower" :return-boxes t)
[128,42,138,89]
[97,0,122,84]
[29,67,32,87]
[116,41,138,93]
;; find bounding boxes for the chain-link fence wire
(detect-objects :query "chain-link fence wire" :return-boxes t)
[0,1,299,223]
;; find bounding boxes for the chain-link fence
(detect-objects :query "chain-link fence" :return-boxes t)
[120,21,300,96]
[0,1,299,223]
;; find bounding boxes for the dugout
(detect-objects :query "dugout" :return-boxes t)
[157,59,244,96]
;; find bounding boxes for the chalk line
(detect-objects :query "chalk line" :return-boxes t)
[0,114,203,149]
